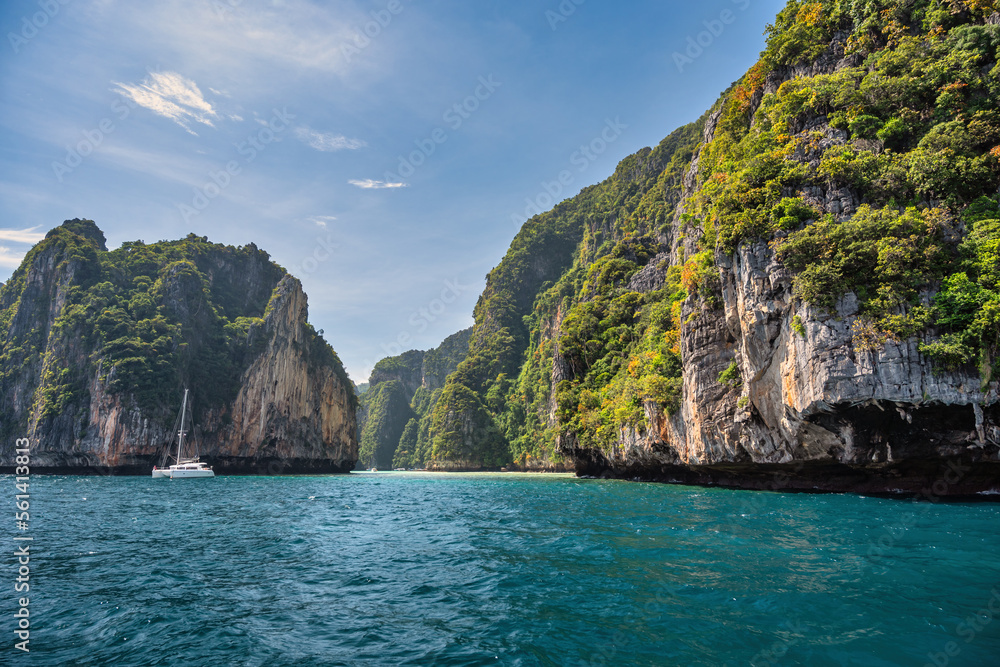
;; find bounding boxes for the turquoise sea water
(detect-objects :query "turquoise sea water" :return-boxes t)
[3,472,1000,666]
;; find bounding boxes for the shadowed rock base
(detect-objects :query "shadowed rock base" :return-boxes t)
[505,461,575,473]
[0,456,356,476]
[574,455,1000,499]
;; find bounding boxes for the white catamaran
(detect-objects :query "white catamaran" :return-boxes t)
[152,389,215,479]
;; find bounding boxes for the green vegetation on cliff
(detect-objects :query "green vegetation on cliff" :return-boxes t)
[358,379,414,468]
[372,0,1000,469]
[685,0,1000,370]
[424,118,704,468]
[355,328,473,469]
[0,219,351,441]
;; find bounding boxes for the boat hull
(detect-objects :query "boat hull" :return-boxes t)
[152,467,215,479]
[166,469,215,479]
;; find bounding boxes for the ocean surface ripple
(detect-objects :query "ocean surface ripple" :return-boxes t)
[5,472,1000,666]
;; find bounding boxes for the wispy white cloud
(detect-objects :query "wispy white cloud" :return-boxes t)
[112,71,219,134]
[0,225,45,269]
[0,246,27,269]
[308,215,337,228]
[348,179,407,189]
[295,127,365,152]
[0,226,46,244]
[96,1,364,85]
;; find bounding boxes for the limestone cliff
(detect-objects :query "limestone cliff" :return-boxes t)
[562,4,1000,495]
[0,220,357,473]
[565,101,1000,493]
[417,0,1000,494]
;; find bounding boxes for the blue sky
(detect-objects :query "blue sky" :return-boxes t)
[0,0,786,382]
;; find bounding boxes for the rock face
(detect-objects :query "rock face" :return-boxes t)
[356,328,473,469]
[308,2,1000,494]
[208,276,357,471]
[566,53,1000,496]
[0,220,357,474]
[583,230,1000,494]
[427,3,1000,494]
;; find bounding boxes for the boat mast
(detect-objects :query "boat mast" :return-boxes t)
[176,389,189,464]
